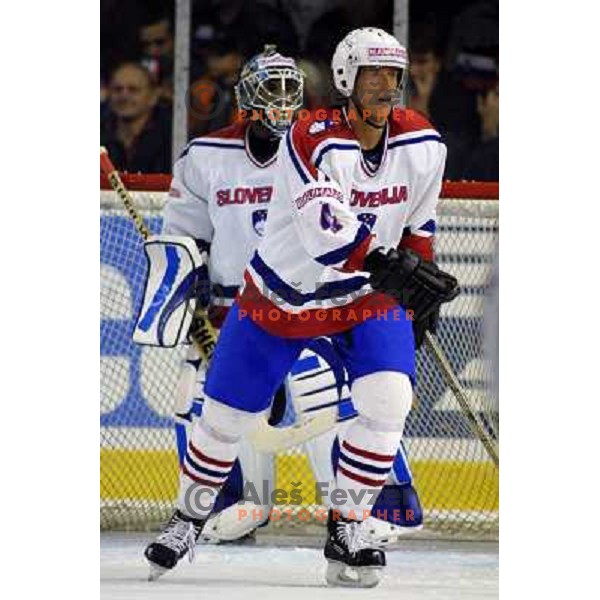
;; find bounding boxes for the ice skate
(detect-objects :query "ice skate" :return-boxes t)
[324,510,386,588]
[144,510,206,580]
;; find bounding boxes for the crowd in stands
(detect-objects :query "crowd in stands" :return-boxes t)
[101,0,498,181]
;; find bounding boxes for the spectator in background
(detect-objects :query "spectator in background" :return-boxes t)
[299,0,393,111]
[304,0,392,68]
[408,22,482,179]
[138,13,175,104]
[407,38,442,120]
[188,0,299,138]
[268,0,344,51]
[100,76,109,119]
[101,0,148,81]
[192,0,298,70]
[101,62,172,173]
[439,0,498,179]
[297,58,329,111]
[187,38,243,138]
[462,84,498,181]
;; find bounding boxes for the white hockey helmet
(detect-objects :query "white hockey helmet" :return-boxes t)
[331,28,409,98]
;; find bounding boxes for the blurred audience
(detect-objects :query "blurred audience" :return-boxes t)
[267,0,344,51]
[100,0,499,180]
[461,84,498,181]
[187,0,299,137]
[192,0,298,70]
[188,38,243,138]
[407,18,497,180]
[138,14,175,104]
[446,0,498,74]
[304,0,392,68]
[101,0,147,81]
[407,36,442,120]
[101,62,172,173]
[297,58,330,111]
[408,23,478,176]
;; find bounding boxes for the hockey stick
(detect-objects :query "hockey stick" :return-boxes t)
[249,411,337,453]
[424,331,499,468]
[100,147,217,362]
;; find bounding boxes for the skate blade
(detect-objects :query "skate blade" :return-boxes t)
[325,560,383,588]
[147,563,169,582]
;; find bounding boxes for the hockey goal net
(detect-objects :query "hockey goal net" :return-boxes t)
[100,175,499,539]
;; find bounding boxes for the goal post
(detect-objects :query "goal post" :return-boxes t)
[100,175,499,539]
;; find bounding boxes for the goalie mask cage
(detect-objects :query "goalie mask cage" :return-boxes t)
[100,175,499,540]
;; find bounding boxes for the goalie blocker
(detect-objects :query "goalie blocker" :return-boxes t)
[133,235,207,347]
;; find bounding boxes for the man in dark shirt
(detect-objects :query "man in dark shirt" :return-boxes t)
[462,84,499,181]
[138,14,175,104]
[101,62,172,173]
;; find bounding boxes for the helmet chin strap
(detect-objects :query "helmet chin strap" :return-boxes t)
[350,93,387,129]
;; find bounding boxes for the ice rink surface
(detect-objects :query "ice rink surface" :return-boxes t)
[101,532,498,599]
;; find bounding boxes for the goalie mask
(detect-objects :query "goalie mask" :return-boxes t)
[235,45,304,137]
[331,28,408,99]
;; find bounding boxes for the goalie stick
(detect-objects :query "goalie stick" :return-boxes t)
[100,147,217,362]
[424,331,499,467]
[249,410,337,453]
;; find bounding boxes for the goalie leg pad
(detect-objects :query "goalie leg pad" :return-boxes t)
[287,347,349,417]
[201,499,270,543]
[134,235,206,347]
[237,437,275,489]
[174,344,204,415]
[202,440,273,543]
[390,441,414,485]
[174,345,207,465]
[211,459,244,515]
[177,400,264,519]
[304,429,338,496]
[359,483,423,547]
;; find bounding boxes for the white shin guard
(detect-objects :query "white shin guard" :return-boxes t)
[351,372,412,433]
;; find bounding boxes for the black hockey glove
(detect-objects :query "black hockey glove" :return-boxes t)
[412,306,439,349]
[364,247,460,324]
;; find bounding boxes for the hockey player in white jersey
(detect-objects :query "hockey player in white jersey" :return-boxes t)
[160,45,304,540]
[142,30,459,587]
[146,45,423,548]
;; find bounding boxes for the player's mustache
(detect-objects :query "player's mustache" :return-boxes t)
[358,90,398,103]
